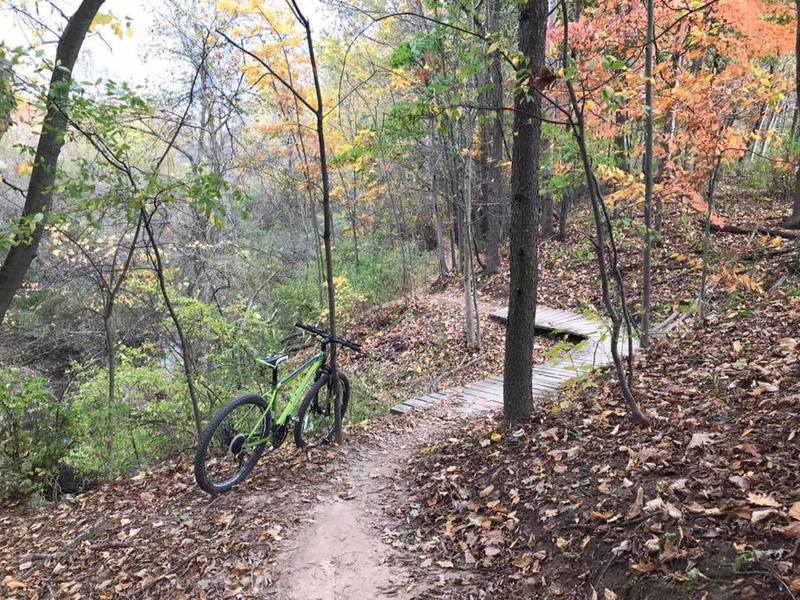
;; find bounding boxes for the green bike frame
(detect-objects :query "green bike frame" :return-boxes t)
[265,350,326,424]
[241,349,327,446]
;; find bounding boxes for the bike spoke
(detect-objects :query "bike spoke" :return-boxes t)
[203,402,268,488]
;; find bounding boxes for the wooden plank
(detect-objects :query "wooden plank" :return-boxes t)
[470,400,503,412]
[390,304,649,417]
[531,378,560,390]
[470,381,503,394]
[534,365,580,377]
[531,368,571,381]
[402,398,431,409]
[416,394,440,404]
[459,394,502,408]
[489,308,509,323]
[473,396,503,407]
[459,387,500,401]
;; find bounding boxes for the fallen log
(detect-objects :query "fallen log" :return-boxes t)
[711,222,800,239]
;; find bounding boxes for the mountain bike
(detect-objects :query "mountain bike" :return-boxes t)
[194,322,362,496]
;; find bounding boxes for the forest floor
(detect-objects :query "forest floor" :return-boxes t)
[1,190,799,599]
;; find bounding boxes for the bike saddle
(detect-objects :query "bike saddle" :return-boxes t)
[258,354,289,369]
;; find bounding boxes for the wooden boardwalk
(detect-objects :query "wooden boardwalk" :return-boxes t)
[390,304,637,416]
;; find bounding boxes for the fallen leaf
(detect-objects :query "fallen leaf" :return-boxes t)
[688,432,717,449]
[631,560,656,573]
[728,475,750,491]
[3,578,26,590]
[555,536,571,551]
[512,554,535,569]
[781,521,800,537]
[747,492,780,508]
[750,509,778,523]
[788,501,800,521]
[627,487,644,519]
[665,502,683,520]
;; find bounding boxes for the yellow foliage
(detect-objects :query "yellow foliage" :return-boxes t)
[319,276,365,327]
[390,68,413,93]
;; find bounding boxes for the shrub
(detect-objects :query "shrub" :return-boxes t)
[0,368,68,502]
[66,347,192,478]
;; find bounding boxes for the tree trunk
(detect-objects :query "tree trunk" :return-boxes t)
[299,8,342,443]
[503,0,547,424]
[0,0,105,326]
[560,2,648,425]
[788,0,800,228]
[141,209,204,439]
[641,0,655,347]
[557,190,570,241]
[349,206,359,268]
[463,114,479,347]
[484,0,504,274]
[103,310,116,467]
[430,128,449,278]
[699,157,723,317]
[540,193,554,239]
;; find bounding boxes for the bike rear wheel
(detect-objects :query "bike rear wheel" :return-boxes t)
[294,372,350,449]
[194,393,271,495]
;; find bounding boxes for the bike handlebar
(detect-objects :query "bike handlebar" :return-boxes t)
[294,322,362,352]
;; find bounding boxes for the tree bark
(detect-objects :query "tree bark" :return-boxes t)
[484,0,504,274]
[641,0,655,347]
[787,0,800,228]
[141,209,204,439]
[0,0,105,326]
[560,2,648,425]
[540,193,554,239]
[430,129,449,279]
[285,0,343,440]
[463,113,479,347]
[503,0,547,424]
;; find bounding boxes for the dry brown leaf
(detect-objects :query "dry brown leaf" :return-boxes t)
[750,509,778,524]
[728,475,750,491]
[512,554,535,569]
[631,560,656,573]
[437,560,454,568]
[665,502,683,520]
[688,432,716,449]
[747,492,780,508]
[781,521,800,538]
[627,487,644,519]
[728,506,752,521]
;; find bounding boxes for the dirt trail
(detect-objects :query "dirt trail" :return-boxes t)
[273,400,482,600]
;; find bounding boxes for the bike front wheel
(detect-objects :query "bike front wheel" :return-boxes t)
[194,393,271,496]
[294,372,350,449]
